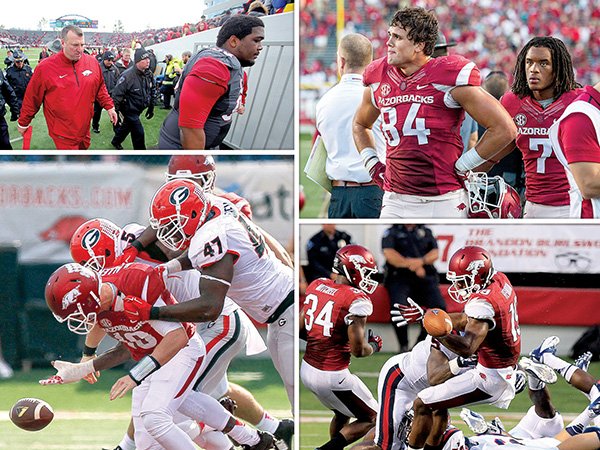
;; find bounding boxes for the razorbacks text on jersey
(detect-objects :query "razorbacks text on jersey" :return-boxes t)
[363,54,481,196]
[97,263,196,360]
[500,89,582,206]
[465,272,521,368]
[303,278,373,371]
[186,194,293,323]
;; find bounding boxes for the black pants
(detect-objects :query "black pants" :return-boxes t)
[386,275,446,351]
[161,84,175,108]
[92,101,103,130]
[328,185,383,218]
[112,115,145,149]
[0,115,12,150]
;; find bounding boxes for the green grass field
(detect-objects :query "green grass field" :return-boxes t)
[300,353,600,449]
[0,357,290,449]
[5,47,169,150]
[300,132,330,219]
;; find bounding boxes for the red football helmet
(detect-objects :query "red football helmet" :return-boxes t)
[166,155,217,193]
[149,179,211,251]
[446,245,494,303]
[45,263,102,335]
[70,218,122,271]
[332,244,379,294]
[465,172,522,219]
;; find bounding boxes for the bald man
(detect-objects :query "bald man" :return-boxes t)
[315,33,386,218]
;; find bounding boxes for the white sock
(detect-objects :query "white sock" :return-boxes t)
[256,411,280,434]
[566,407,597,435]
[541,354,572,377]
[118,434,135,450]
[587,384,600,401]
[528,375,545,391]
[407,446,423,450]
[227,419,260,446]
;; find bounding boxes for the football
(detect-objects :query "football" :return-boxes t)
[9,398,54,431]
[423,308,453,337]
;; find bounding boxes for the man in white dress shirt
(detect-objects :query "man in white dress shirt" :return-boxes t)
[316,33,386,218]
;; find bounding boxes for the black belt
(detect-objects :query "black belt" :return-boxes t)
[266,290,294,324]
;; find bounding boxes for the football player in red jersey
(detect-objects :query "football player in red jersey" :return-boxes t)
[300,244,382,450]
[406,246,521,450]
[353,7,516,218]
[498,37,583,218]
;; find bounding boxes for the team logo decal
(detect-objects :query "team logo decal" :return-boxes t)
[169,186,190,205]
[278,318,287,327]
[62,287,81,309]
[466,259,485,274]
[400,81,406,91]
[82,229,101,250]
[514,113,527,126]
[100,319,112,327]
[380,83,391,96]
[82,70,93,77]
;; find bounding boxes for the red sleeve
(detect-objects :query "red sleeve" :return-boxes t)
[178,57,231,129]
[96,78,114,110]
[559,113,600,164]
[18,65,45,127]
[241,71,248,106]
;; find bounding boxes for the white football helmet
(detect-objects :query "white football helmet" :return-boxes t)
[465,172,522,219]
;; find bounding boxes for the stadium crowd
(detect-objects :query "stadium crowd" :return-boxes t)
[301,0,600,85]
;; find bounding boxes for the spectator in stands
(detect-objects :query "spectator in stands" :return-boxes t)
[39,46,49,62]
[158,15,265,149]
[220,9,233,26]
[92,51,120,134]
[305,224,352,284]
[382,224,445,352]
[197,15,209,32]
[17,25,118,150]
[0,70,20,150]
[110,48,156,150]
[248,1,269,16]
[115,48,132,74]
[5,50,33,114]
[160,53,182,109]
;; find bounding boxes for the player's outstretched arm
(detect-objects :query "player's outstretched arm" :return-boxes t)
[437,317,489,357]
[453,86,517,172]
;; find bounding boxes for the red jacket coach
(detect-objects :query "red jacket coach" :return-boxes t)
[18,25,118,149]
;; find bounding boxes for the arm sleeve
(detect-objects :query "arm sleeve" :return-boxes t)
[110,76,127,110]
[178,57,230,129]
[1,75,19,116]
[559,113,600,164]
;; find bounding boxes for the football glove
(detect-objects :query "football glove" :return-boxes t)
[113,245,139,266]
[390,297,424,327]
[39,359,95,385]
[122,295,152,322]
[367,329,383,353]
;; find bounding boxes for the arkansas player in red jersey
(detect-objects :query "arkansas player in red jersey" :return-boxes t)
[301,244,382,450]
[407,246,521,450]
[353,7,516,218]
[498,37,583,218]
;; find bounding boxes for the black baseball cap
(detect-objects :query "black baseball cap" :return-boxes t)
[434,31,457,50]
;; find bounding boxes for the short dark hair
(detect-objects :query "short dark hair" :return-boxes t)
[511,36,580,99]
[216,15,264,47]
[61,25,84,39]
[390,7,438,57]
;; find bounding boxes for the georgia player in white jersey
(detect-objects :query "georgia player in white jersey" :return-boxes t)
[122,179,295,406]
[42,263,274,450]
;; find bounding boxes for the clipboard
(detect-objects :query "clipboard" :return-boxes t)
[303,135,332,193]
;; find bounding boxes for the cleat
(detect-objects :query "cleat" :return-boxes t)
[529,336,560,363]
[243,431,275,450]
[274,418,293,450]
[588,392,600,416]
[520,357,558,384]
[514,369,527,395]
[92,128,100,134]
[460,408,489,435]
[575,352,593,372]
[101,447,123,450]
[489,417,505,434]
[219,396,237,415]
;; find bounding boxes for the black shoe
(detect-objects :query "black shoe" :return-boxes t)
[274,419,294,449]
[243,431,275,450]
[111,141,124,150]
[101,447,123,450]
[92,128,100,134]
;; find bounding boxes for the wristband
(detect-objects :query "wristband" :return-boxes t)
[82,345,97,357]
[149,306,160,320]
[164,259,182,274]
[455,147,487,172]
[448,358,461,375]
[131,240,145,252]
[129,355,161,385]
[360,147,380,172]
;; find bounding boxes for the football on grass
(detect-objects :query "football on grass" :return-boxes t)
[9,398,54,431]
[423,308,452,337]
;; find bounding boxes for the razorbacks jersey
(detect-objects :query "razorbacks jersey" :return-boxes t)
[97,263,196,361]
[303,278,373,371]
[501,89,582,206]
[187,194,293,323]
[464,272,521,368]
[363,55,481,196]
[549,85,600,218]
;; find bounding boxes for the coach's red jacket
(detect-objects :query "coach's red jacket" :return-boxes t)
[19,52,114,142]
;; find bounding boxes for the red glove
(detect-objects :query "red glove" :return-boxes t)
[154,264,169,286]
[369,161,386,190]
[368,329,383,353]
[113,245,139,266]
[122,295,152,322]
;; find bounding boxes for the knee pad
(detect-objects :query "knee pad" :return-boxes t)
[141,409,173,438]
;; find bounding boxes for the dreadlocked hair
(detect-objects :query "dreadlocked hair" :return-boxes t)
[511,36,581,99]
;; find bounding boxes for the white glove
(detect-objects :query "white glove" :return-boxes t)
[390,297,424,327]
[39,359,95,385]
